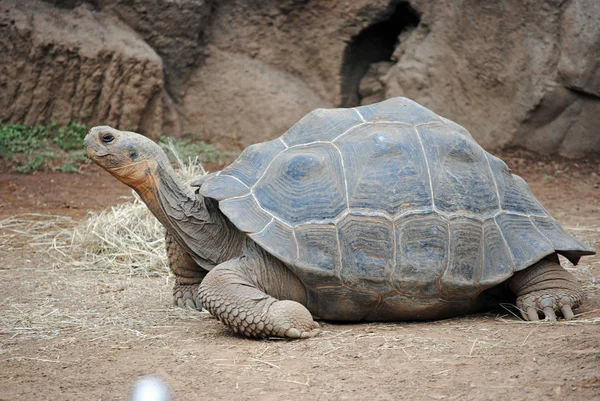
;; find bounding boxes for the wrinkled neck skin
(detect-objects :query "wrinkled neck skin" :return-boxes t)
[109,160,245,271]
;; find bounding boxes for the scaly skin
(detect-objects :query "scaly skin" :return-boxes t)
[199,242,320,339]
[508,256,583,321]
[166,232,206,309]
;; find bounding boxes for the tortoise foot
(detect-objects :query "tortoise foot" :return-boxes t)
[509,257,584,322]
[516,289,582,321]
[173,284,202,309]
[262,300,321,339]
[204,296,321,339]
[199,244,320,339]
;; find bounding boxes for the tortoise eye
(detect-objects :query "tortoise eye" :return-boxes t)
[102,134,114,144]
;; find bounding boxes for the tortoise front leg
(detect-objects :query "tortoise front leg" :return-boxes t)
[166,232,207,309]
[198,243,320,339]
[507,255,584,321]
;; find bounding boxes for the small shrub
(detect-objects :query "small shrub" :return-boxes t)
[0,121,89,173]
[158,135,231,165]
[0,123,48,155]
[52,122,88,151]
[16,151,55,173]
[587,352,600,363]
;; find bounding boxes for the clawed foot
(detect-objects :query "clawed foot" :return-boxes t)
[173,284,202,309]
[283,321,321,339]
[516,290,582,321]
[223,300,321,339]
[265,301,321,338]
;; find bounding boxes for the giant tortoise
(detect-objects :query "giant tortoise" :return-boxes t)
[84,97,595,339]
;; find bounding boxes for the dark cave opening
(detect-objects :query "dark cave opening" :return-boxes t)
[42,0,100,9]
[340,2,420,107]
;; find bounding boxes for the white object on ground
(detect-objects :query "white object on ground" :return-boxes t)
[130,376,172,401]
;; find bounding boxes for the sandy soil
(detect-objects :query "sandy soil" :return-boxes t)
[1,153,599,401]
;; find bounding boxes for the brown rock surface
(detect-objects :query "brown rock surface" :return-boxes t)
[0,0,165,137]
[181,47,330,148]
[101,0,215,101]
[2,0,599,155]
[558,0,600,98]
[380,0,600,156]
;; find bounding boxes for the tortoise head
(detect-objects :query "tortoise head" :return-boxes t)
[85,126,237,269]
[84,126,170,197]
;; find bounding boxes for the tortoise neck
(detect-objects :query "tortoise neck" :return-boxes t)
[153,162,197,222]
[114,159,194,230]
[147,162,246,270]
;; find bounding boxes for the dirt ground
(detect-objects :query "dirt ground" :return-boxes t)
[1,151,599,401]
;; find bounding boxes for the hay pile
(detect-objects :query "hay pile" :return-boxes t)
[69,150,206,276]
[71,193,169,275]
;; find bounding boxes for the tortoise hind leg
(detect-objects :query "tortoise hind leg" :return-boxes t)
[507,255,584,321]
[166,232,207,309]
[198,242,320,339]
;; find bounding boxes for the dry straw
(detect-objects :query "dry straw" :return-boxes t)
[70,193,169,275]
[67,144,206,276]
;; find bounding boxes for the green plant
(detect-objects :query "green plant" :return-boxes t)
[16,151,55,173]
[51,122,88,151]
[61,149,88,172]
[0,121,89,173]
[0,123,48,155]
[586,352,600,363]
[158,135,231,165]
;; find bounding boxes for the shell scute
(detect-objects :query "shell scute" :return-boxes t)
[356,97,440,125]
[293,224,341,288]
[253,144,347,225]
[440,217,483,297]
[282,107,363,146]
[218,194,272,233]
[220,139,286,188]
[418,124,499,215]
[335,123,431,215]
[480,219,515,286]
[249,219,297,263]
[337,214,395,294]
[200,174,249,200]
[393,213,448,296]
[495,213,555,269]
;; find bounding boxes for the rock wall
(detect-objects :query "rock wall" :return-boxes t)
[0,0,165,138]
[1,0,598,155]
[376,0,600,156]
[180,47,330,148]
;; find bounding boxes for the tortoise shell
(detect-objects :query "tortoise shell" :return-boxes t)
[200,97,594,312]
